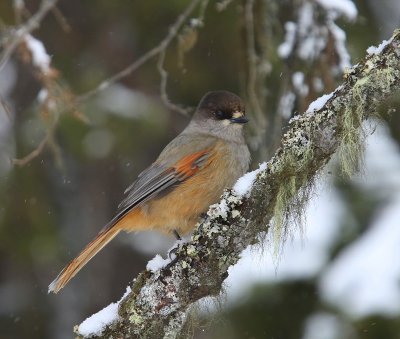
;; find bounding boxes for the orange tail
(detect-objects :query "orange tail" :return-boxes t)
[48,227,120,294]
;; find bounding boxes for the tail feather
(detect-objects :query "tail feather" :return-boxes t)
[48,227,120,294]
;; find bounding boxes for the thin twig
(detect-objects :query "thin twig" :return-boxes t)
[0,0,59,72]
[13,0,24,24]
[198,0,210,19]
[13,130,51,166]
[0,94,12,120]
[76,0,203,105]
[51,6,71,33]
[155,0,208,115]
[11,0,204,168]
[157,50,193,116]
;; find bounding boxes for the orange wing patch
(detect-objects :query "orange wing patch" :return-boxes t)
[174,149,210,179]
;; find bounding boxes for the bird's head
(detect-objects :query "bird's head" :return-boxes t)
[190,91,248,140]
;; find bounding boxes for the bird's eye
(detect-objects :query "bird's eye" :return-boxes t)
[215,110,226,120]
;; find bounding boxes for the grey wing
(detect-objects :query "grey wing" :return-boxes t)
[100,164,179,232]
[102,133,216,231]
[118,163,177,212]
[119,148,210,212]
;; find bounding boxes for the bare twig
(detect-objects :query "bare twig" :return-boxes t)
[156,0,208,115]
[51,6,71,33]
[13,129,52,166]
[157,50,193,116]
[0,0,59,71]
[9,0,206,168]
[76,0,204,105]
[13,0,26,24]
[0,94,12,120]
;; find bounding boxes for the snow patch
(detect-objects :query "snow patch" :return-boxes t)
[292,71,309,96]
[278,91,296,118]
[37,89,48,103]
[234,163,267,197]
[319,125,400,317]
[303,312,344,339]
[306,86,342,113]
[316,0,358,20]
[24,34,51,73]
[320,195,400,316]
[77,286,131,337]
[306,93,333,113]
[278,22,297,58]
[329,22,351,71]
[367,38,393,55]
[146,254,171,272]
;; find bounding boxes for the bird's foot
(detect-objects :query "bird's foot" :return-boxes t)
[172,229,182,240]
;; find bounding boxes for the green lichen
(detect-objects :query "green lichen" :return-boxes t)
[338,77,366,177]
[338,61,399,177]
[129,310,144,326]
[271,142,315,254]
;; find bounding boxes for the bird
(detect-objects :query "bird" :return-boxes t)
[48,90,250,293]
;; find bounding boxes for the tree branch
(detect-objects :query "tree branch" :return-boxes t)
[76,0,205,105]
[0,0,59,71]
[75,29,400,339]
[8,0,205,167]
[157,49,193,117]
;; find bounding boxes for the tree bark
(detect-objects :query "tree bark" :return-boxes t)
[75,29,400,339]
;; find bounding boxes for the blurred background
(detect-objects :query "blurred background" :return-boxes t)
[0,0,400,338]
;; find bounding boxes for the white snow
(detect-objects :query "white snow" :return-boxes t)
[329,22,352,71]
[278,22,297,58]
[24,34,51,73]
[77,286,131,337]
[146,254,171,272]
[226,179,344,303]
[302,312,344,339]
[319,124,400,317]
[367,38,392,55]
[278,0,356,76]
[297,3,327,61]
[214,199,229,219]
[278,91,296,118]
[320,198,400,316]
[292,71,309,96]
[316,0,358,20]
[313,77,324,92]
[306,92,333,113]
[37,88,48,103]
[233,162,267,197]
[145,239,188,272]
[225,123,400,318]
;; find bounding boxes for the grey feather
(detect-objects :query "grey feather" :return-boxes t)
[109,133,217,224]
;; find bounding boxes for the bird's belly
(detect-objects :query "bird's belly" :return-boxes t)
[146,168,226,234]
[126,140,250,236]
[149,146,247,234]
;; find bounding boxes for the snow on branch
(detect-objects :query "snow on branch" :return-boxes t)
[277,0,357,118]
[75,29,400,339]
[0,0,59,71]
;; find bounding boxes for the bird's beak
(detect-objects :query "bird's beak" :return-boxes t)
[230,111,249,124]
